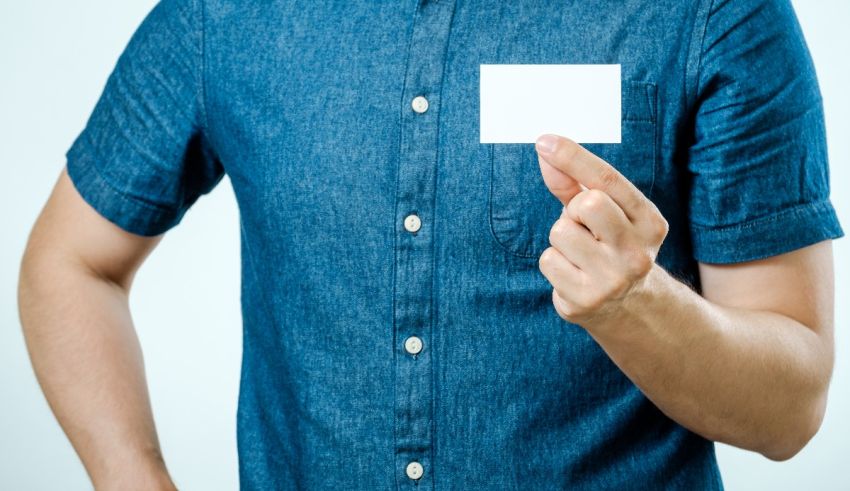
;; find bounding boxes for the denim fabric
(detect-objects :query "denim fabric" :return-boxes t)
[65,0,843,489]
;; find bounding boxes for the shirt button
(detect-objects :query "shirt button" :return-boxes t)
[406,461,424,480]
[404,335,423,355]
[411,95,429,114]
[403,214,421,233]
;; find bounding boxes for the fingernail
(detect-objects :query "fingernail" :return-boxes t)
[535,134,559,155]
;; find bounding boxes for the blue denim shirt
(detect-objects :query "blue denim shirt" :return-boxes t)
[65,0,843,489]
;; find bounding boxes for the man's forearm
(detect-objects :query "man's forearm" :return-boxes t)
[18,250,175,490]
[581,263,833,461]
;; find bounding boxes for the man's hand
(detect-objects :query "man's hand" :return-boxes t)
[530,134,834,461]
[534,133,669,326]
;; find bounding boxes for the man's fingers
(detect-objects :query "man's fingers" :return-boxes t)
[548,215,600,272]
[565,189,630,243]
[538,246,583,292]
[538,152,582,207]
[535,133,647,220]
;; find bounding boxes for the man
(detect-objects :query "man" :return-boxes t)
[17,0,843,489]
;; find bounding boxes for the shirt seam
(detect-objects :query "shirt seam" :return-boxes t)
[196,0,212,144]
[197,0,210,135]
[429,5,458,486]
[76,139,182,215]
[689,199,835,233]
[686,0,716,111]
[392,1,423,487]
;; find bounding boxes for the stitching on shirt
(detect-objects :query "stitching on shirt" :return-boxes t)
[198,0,211,135]
[429,3,458,484]
[393,1,424,487]
[621,80,657,122]
[486,147,542,259]
[686,0,715,111]
[81,139,181,215]
[99,125,192,211]
[690,199,834,233]
[650,83,658,199]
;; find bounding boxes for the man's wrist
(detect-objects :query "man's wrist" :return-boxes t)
[580,262,670,340]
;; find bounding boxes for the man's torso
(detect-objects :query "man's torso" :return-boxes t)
[204,1,720,488]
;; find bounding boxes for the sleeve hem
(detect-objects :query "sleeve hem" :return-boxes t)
[65,140,184,237]
[690,200,844,264]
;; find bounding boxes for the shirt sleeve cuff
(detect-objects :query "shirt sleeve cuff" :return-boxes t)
[65,138,183,237]
[689,199,844,264]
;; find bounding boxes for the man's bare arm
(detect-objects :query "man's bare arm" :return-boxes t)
[17,167,176,490]
[586,243,833,461]
[535,134,835,461]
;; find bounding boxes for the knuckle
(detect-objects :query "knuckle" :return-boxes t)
[549,219,567,244]
[597,166,620,191]
[565,196,582,221]
[623,247,653,277]
[579,190,607,214]
[586,188,609,202]
[553,289,577,318]
[548,227,559,247]
[559,305,578,320]
[641,206,668,242]
[539,247,556,271]
[652,216,669,241]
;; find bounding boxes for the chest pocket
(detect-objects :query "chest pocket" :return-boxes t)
[487,79,658,258]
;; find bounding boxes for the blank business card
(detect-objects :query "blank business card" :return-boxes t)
[479,64,621,144]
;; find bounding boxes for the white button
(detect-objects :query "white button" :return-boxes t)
[404,336,423,355]
[404,214,421,233]
[406,461,424,480]
[411,95,429,114]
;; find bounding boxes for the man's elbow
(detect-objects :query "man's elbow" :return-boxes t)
[759,389,829,462]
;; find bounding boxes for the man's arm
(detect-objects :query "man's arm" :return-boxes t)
[17,167,176,490]
[535,134,834,461]
[588,244,832,461]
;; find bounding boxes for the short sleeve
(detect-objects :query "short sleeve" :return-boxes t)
[686,0,843,263]
[65,0,224,236]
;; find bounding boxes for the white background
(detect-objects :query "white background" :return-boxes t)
[1,1,847,489]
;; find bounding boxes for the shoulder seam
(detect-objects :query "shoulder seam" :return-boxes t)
[685,0,716,110]
[197,0,211,134]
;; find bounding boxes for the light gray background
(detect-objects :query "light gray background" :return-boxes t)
[1,1,847,489]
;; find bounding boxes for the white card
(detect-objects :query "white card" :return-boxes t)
[479,64,621,144]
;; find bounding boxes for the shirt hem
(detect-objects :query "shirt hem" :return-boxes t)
[689,199,844,264]
[65,140,182,237]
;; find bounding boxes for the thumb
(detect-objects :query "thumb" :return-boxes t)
[538,151,582,207]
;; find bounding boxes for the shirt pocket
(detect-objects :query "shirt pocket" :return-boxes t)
[487,79,658,258]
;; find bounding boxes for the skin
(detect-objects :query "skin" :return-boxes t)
[17,133,833,487]
[534,133,834,461]
[18,168,175,490]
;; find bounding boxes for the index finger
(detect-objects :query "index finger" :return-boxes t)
[534,133,647,221]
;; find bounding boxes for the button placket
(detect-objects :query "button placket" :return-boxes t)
[392,0,456,488]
